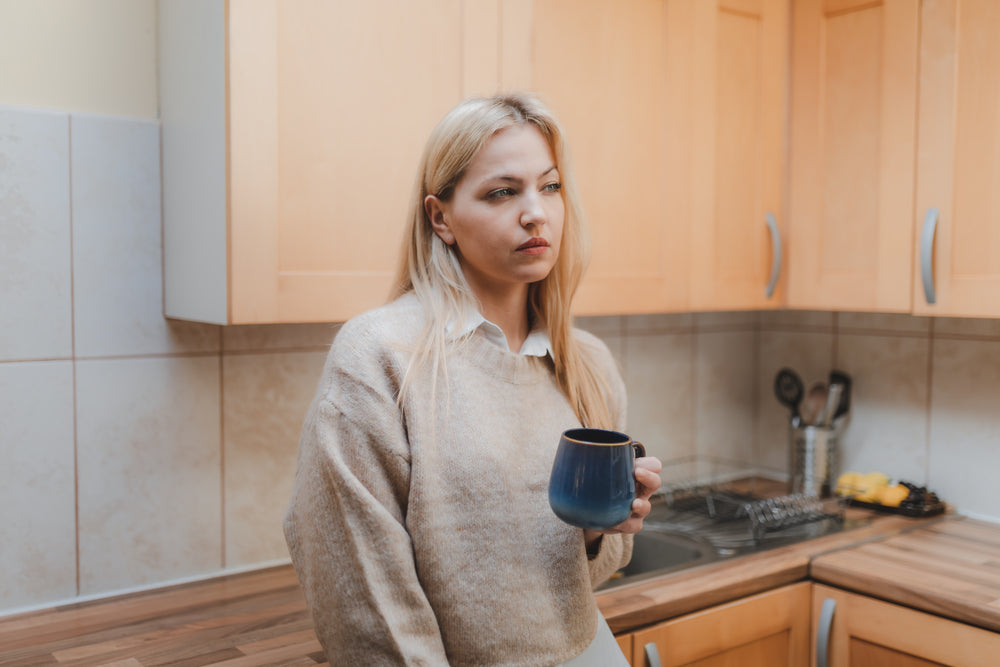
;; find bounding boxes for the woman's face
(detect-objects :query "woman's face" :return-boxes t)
[425,124,565,298]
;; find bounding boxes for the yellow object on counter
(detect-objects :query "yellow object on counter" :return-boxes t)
[835,471,862,496]
[876,484,910,507]
[835,471,892,502]
[854,472,890,502]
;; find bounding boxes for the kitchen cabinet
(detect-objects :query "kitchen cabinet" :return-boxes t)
[501,0,689,315]
[912,0,1000,318]
[616,632,634,661]
[159,0,507,324]
[667,0,790,312]
[786,0,920,312]
[812,583,1000,667]
[160,0,690,323]
[627,582,810,666]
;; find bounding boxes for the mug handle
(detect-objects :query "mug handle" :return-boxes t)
[632,442,646,458]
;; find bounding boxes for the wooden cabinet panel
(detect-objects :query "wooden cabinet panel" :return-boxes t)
[162,0,499,324]
[680,0,790,311]
[632,582,810,667]
[912,0,1000,317]
[812,584,1000,667]
[505,0,688,315]
[787,0,919,312]
[616,632,634,663]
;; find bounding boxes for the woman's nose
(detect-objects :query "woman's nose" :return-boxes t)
[520,192,546,227]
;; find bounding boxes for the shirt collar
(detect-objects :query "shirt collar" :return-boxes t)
[449,311,552,357]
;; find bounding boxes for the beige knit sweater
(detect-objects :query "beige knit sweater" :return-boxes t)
[284,294,632,666]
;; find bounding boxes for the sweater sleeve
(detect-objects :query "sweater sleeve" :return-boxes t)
[575,328,636,588]
[283,336,449,665]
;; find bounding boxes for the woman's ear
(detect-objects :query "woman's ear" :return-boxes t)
[424,195,455,245]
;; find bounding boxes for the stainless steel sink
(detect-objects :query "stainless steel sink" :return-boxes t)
[597,530,718,590]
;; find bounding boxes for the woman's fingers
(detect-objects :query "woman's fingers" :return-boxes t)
[590,457,664,536]
[634,457,663,499]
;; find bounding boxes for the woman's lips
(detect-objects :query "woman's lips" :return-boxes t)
[517,238,550,255]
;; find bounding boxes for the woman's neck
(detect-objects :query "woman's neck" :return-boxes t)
[472,285,531,353]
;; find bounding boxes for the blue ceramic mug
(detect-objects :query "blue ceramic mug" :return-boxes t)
[548,428,646,530]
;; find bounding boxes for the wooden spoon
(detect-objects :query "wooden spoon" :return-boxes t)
[802,382,828,426]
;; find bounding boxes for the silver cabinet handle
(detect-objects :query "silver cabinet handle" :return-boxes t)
[816,597,836,667]
[920,207,939,304]
[765,212,782,298]
[644,641,663,667]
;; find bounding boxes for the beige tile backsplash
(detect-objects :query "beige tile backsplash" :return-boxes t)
[75,356,222,594]
[222,350,328,567]
[2,105,999,615]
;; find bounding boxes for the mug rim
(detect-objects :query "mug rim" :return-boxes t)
[562,428,631,446]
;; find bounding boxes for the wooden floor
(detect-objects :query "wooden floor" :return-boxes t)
[0,565,326,666]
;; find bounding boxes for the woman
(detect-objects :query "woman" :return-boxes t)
[284,93,662,666]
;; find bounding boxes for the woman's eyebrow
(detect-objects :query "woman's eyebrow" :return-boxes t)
[485,165,559,182]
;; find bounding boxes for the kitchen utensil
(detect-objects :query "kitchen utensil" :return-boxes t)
[789,424,838,497]
[817,383,843,427]
[774,368,805,425]
[803,382,828,425]
[829,370,852,419]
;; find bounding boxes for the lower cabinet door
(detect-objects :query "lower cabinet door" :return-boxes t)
[812,583,1000,667]
[631,582,810,666]
[615,632,634,664]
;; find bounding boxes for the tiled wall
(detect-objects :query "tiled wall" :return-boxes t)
[0,106,335,612]
[2,105,999,616]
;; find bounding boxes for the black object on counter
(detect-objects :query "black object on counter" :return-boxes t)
[774,367,805,425]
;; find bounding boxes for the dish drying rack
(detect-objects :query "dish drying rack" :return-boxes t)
[646,465,847,550]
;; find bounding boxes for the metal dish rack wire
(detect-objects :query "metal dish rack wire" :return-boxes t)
[645,471,847,550]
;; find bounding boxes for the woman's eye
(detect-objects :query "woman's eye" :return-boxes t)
[486,187,516,200]
[543,182,562,193]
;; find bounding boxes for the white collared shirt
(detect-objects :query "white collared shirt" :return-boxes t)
[450,311,552,357]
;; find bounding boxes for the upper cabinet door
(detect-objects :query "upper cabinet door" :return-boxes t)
[682,0,790,311]
[786,0,919,312]
[228,0,488,324]
[162,0,497,324]
[913,0,1000,317]
[504,0,688,315]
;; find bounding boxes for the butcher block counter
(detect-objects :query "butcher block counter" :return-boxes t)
[3,511,999,665]
[810,515,1000,633]
[596,510,1000,636]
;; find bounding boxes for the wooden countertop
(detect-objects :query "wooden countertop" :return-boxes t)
[4,510,998,663]
[810,515,1000,633]
[595,508,959,634]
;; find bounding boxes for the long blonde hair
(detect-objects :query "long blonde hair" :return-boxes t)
[392,93,612,429]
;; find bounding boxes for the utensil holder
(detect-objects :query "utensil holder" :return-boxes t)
[789,425,838,497]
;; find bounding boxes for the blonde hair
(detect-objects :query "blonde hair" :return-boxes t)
[392,93,612,429]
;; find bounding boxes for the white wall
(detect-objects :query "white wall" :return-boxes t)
[0,0,158,118]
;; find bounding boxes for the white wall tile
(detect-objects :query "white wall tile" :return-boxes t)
[622,333,695,464]
[694,311,759,330]
[759,310,835,331]
[575,317,625,363]
[695,331,756,468]
[836,334,930,483]
[929,339,1000,518]
[75,356,221,594]
[574,314,624,339]
[222,350,327,567]
[838,312,931,336]
[0,107,72,361]
[623,312,693,335]
[70,114,219,358]
[222,323,339,352]
[0,361,76,609]
[934,317,1000,340]
[756,331,836,473]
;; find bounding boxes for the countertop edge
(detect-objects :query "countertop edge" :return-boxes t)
[596,510,981,635]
